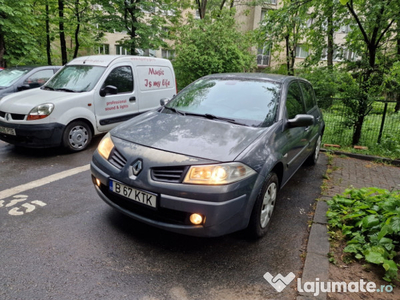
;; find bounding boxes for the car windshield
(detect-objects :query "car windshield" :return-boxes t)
[44,65,106,92]
[165,78,281,127]
[0,69,30,88]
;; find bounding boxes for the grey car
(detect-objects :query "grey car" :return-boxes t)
[90,73,325,238]
[0,66,61,100]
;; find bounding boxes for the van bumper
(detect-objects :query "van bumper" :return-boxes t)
[0,120,65,148]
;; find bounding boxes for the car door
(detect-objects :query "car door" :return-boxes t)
[282,80,310,175]
[94,64,138,132]
[299,80,321,152]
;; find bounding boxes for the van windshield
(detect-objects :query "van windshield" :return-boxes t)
[43,65,106,92]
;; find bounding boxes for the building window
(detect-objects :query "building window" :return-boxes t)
[116,45,131,55]
[296,45,309,58]
[339,24,351,33]
[266,0,277,4]
[98,44,109,54]
[162,49,175,60]
[257,44,271,66]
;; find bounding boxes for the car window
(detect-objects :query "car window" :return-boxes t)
[23,69,55,87]
[0,69,29,87]
[299,81,316,112]
[167,78,281,127]
[286,82,305,119]
[102,66,133,94]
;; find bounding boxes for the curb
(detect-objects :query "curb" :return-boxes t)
[320,148,400,166]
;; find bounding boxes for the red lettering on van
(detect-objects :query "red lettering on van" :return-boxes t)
[148,68,165,76]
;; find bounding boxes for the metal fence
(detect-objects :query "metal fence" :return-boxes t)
[319,99,400,150]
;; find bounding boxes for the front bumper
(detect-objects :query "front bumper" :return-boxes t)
[90,158,260,237]
[0,120,65,148]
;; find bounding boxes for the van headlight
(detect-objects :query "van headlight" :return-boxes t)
[27,103,54,120]
[97,133,114,160]
[183,162,256,185]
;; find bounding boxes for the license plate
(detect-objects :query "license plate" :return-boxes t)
[0,126,16,136]
[109,179,157,208]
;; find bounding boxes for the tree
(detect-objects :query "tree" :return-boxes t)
[258,0,311,75]
[94,0,187,56]
[338,0,399,145]
[0,1,40,67]
[173,10,256,89]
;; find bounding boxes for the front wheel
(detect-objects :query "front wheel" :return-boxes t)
[62,121,92,152]
[248,172,279,238]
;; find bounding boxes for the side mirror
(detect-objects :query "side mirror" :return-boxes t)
[160,98,171,106]
[17,84,31,91]
[288,114,314,128]
[100,85,118,97]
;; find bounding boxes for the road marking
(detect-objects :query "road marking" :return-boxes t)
[0,164,90,200]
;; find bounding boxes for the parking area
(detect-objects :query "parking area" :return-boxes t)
[0,140,327,299]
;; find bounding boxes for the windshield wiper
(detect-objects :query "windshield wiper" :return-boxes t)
[184,112,248,126]
[54,88,79,93]
[163,106,186,115]
[42,86,55,91]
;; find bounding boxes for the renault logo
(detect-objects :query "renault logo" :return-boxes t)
[132,159,143,176]
[6,113,10,121]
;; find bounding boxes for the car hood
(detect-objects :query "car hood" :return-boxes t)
[112,111,267,162]
[0,88,86,114]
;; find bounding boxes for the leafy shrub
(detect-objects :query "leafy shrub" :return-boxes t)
[327,187,400,282]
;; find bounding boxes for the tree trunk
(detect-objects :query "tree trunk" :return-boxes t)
[73,0,80,59]
[58,0,68,65]
[0,33,5,68]
[46,2,52,65]
[326,3,334,68]
[352,113,365,145]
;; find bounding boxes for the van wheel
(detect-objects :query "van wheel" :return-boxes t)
[63,121,92,152]
[248,172,279,238]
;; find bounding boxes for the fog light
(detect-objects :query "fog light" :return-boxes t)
[95,178,101,187]
[190,213,204,225]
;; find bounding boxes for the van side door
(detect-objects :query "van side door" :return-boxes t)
[94,65,138,132]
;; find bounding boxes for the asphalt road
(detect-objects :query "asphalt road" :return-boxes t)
[0,138,327,300]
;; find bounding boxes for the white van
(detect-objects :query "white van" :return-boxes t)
[0,55,176,151]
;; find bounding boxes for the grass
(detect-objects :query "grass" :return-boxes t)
[321,101,400,160]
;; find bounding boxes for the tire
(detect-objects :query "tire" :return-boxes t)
[248,172,279,238]
[306,134,322,165]
[62,121,92,152]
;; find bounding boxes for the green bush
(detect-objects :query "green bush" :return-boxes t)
[327,187,400,282]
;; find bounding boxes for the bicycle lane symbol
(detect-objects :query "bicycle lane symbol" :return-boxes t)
[0,194,47,216]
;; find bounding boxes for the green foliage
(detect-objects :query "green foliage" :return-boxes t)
[327,187,400,282]
[173,10,256,90]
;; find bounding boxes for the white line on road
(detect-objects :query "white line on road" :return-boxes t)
[0,164,90,200]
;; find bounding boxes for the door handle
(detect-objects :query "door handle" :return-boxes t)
[129,96,136,102]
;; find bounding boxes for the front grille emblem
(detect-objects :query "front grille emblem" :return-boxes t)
[6,113,10,121]
[132,159,143,176]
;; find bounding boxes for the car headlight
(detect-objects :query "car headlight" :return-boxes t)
[27,103,54,120]
[183,162,256,185]
[97,132,114,160]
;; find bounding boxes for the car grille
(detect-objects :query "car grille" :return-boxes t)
[0,111,25,120]
[152,166,188,183]
[109,148,127,170]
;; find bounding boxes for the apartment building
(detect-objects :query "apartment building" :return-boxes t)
[99,1,350,69]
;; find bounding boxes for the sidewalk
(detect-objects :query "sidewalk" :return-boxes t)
[297,153,400,300]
